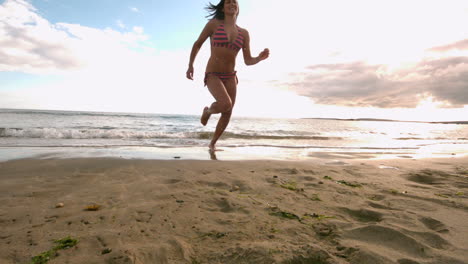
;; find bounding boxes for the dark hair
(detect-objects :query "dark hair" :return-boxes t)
[205,0,226,20]
[205,0,239,20]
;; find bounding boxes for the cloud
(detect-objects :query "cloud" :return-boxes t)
[0,0,149,74]
[421,57,468,106]
[429,39,468,52]
[130,7,139,13]
[132,26,143,34]
[1,0,467,120]
[0,0,80,72]
[283,56,468,108]
[0,0,212,114]
[239,0,468,110]
[116,19,125,29]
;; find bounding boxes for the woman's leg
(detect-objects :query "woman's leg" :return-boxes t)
[201,74,233,126]
[209,76,237,151]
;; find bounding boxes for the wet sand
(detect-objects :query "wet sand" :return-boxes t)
[0,156,467,263]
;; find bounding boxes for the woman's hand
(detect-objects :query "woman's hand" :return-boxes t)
[186,66,194,80]
[258,48,270,61]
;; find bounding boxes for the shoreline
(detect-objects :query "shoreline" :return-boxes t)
[1,156,467,263]
[1,145,467,163]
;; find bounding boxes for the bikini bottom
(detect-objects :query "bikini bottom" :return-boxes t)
[204,71,238,86]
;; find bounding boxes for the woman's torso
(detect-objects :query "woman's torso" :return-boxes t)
[206,20,245,72]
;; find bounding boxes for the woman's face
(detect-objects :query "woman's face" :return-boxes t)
[223,0,239,17]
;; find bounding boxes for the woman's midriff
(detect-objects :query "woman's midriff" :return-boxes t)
[205,48,238,72]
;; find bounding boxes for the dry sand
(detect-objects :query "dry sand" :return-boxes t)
[0,156,467,264]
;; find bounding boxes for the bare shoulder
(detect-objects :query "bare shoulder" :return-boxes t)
[207,18,222,29]
[238,26,250,37]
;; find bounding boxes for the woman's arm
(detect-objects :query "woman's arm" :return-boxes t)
[242,29,269,66]
[187,20,215,80]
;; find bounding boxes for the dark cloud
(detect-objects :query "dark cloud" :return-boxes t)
[284,56,468,108]
[429,39,468,52]
[421,57,468,106]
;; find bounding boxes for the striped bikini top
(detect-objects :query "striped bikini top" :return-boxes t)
[211,23,244,51]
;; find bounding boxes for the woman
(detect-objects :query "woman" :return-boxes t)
[186,0,269,152]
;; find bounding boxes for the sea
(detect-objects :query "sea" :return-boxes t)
[1,108,467,161]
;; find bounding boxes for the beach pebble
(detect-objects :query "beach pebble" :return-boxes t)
[101,248,112,255]
[379,165,399,170]
[267,204,279,210]
[55,203,64,208]
[85,204,101,211]
[230,185,240,192]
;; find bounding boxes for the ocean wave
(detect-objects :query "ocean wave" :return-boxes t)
[0,127,341,141]
[0,109,190,120]
[0,143,420,151]
[197,131,342,140]
[395,137,454,140]
[0,127,170,139]
[225,144,419,150]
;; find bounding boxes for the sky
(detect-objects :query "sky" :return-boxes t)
[1,0,468,121]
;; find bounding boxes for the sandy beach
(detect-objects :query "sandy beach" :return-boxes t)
[0,156,467,264]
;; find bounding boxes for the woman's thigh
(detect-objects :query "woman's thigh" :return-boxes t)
[222,76,237,106]
[206,75,231,104]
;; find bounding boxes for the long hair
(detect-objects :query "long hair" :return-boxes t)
[205,0,239,20]
[205,0,226,20]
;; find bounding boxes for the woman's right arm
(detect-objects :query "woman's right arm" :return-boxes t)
[186,20,215,80]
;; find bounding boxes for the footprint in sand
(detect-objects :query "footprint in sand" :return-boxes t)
[368,194,386,201]
[299,176,316,181]
[135,211,153,223]
[106,252,133,264]
[202,197,249,214]
[312,222,336,237]
[406,170,450,185]
[164,179,182,184]
[341,208,383,222]
[344,225,430,258]
[212,198,235,213]
[346,249,394,264]
[418,217,449,233]
[397,259,420,264]
[367,201,395,211]
[275,168,299,175]
[409,230,451,250]
[345,225,455,260]
[96,236,108,247]
[284,247,332,264]
[111,239,194,264]
[197,180,231,190]
[230,180,252,192]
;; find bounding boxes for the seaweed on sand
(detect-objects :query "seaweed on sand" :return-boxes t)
[270,210,302,221]
[279,181,299,191]
[31,236,78,264]
[336,180,362,188]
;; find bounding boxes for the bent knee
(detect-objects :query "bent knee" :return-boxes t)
[219,100,233,113]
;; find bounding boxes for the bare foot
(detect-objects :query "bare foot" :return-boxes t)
[209,144,223,152]
[208,148,218,160]
[201,107,211,126]
[209,143,216,152]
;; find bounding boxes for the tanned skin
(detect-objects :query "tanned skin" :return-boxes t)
[187,0,270,152]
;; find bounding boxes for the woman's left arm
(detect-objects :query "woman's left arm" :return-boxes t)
[242,29,270,66]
